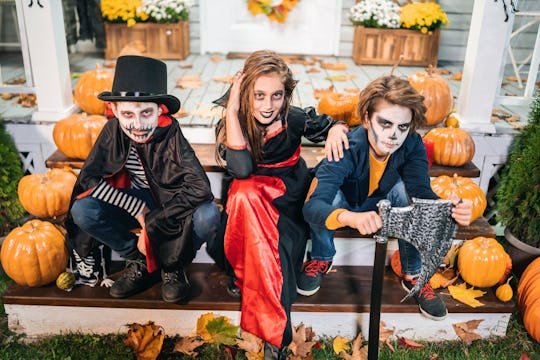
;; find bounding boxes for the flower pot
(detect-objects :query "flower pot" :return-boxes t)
[504,227,540,277]
[104,22,190,60]
[352,26,440,66]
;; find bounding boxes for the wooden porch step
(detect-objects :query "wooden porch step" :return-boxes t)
[3,263,514,341]
[45,145,481,178]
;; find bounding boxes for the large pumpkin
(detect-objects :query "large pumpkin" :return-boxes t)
[18,167,78,218]
[517,258,540,342]
[0,219,68,287]
[317,92,361,127]
[53,113,107,160]
[408,66,453,126]
[423,127,475,166]
[430,174,487,222]
[457,237,508,288]
[73,64,114,115]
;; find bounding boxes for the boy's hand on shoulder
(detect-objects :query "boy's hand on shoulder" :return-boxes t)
[325,124,349,162]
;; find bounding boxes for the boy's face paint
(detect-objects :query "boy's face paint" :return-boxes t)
[365,100,412,160]
[251,74,285,125]
[112,101,162,143]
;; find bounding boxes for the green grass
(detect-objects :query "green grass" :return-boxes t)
[1,273,539,359]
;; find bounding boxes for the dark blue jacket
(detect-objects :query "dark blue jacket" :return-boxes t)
[303,125,437,227]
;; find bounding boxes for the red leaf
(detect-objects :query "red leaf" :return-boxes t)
[398,336,426,349]
[520,355,531,360]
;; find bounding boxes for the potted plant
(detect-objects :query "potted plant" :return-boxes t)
[349,0,449,66]
[496,90,540,275]
[101,0,194,60]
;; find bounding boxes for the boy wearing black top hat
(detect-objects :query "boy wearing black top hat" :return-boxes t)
[66,55,220,303]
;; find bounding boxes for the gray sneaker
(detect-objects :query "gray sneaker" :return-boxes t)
[296,260,332,296]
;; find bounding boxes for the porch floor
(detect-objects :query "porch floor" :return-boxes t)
[0,50,533,133]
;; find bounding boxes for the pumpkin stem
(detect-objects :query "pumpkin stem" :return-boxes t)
[390,54,404,76]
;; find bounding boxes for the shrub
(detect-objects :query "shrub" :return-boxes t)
[0,119,26,236]
[496,90,540,247]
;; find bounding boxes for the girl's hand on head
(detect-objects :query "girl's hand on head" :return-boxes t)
[325,124,349,162]
[227,72,244,117]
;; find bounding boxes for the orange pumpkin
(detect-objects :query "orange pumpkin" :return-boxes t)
[0,219,68,287]
[390,250,402,277]
[430,174,487,222]
[423,127,475,167]
[317,92,361,127]
[457,237,509,288]
[73,64,114,115]
[53,113,107,160]
[518,258,540,342]
[18,167,78,218]
[408,66,453,126]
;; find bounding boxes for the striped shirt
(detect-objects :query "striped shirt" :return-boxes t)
[90,147,149,217]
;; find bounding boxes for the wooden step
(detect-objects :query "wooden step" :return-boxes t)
[45,145,481,178]
[3,263,514,341]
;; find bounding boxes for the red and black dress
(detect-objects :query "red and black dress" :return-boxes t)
[207,106,340,347]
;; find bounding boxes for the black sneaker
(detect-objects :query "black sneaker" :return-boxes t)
[296,260,332,296]
[402,278,448,321]
[161,268,190,303]
[109,259,158,298]
[227,275,241,298]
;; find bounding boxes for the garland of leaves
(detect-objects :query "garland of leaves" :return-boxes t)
[247,0,299,24]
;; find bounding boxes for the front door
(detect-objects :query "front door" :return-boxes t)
[200,0,342,55]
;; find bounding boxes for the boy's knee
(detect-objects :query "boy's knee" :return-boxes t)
[71,197,102,228]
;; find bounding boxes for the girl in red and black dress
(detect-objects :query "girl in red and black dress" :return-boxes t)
[206,50,348,358]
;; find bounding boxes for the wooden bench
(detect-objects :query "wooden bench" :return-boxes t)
[45,144,481,178]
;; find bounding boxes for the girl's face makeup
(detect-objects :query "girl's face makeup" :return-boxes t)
[251,74,285,125]
[112,101,162,143]
[365,99,412,160]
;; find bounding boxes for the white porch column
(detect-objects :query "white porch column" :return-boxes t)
[18,0,78,121]
[455,0,515,133]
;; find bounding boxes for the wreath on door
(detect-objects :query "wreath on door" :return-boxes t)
[247,0,300,24]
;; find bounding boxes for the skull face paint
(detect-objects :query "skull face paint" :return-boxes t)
[251,74,285,126]
[112,101,162,143]
[365,99,412,160]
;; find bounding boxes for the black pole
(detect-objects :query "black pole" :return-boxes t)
[367,235,388,360]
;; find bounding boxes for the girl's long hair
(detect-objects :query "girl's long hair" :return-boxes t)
[215,50,297,163]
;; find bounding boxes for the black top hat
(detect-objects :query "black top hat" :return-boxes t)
[98,55,180,114]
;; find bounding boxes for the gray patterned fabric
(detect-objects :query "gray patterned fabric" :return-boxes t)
[376,198,457,302]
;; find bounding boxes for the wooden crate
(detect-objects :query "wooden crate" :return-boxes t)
[352,26,440,67]
[104,22,189,60]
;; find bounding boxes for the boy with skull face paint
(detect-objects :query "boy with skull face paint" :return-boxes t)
[298,75,473,321]
[66,55,220,303]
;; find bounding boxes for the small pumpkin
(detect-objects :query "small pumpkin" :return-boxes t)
[495,277,513,302]
[317,92,361,127]
[423,127,475,167]
[0,220,68,287]
[457,237,508,288]
[73,63,114,115]
[56,271,76,291]
[17,167,78,218]
[430,174,487,222]
[53,113,107,160]
[390,250,402,277]
[408,66,453,126]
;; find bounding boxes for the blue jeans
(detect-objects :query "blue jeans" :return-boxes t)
[308,180,421,276]
[71,188,220,258]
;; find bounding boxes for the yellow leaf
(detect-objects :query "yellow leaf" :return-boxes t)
[325,75,357,81]
[196,313,215,342]
[123,322,165,360]
[448,283,486,308]
[333,335,350,355]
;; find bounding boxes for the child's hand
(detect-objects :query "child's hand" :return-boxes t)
[449,195,473,226]
[325,124,349,161]
[226,72,243,117]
